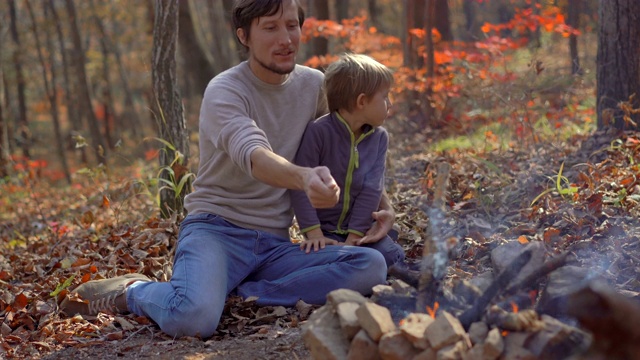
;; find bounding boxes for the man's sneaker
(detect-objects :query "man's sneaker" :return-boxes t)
[59,273,151,316]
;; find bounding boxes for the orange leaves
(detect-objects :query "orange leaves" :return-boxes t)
[144,149,159,161]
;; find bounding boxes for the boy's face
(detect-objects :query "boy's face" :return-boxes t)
[237,0,301,84]
[362,87,392,128]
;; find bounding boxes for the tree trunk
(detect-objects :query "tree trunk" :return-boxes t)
[9,0,31,159]
[48,0,87,164]
[462,0,478,41]
[0,69,7,178]
[178,0,215,100]
[26,0,72,184]
[65,0,108,164]
[335,0,349,22]
[312,0,329,57]
[368,0,378,29]
[567,0,581,74]
[153,0,191,218]
[403,0,413,67]
[205,0,236,75]
[423,0,436,125]
[434,0,452,41]
[596,0,640,130]
[106,4,143,141]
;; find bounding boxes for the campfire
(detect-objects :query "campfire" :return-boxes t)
[301,160,640,359]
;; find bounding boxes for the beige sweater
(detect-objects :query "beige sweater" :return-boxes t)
[184,62,327,238]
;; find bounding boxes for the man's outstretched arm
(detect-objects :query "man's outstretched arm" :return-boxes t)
[250,147,340,208]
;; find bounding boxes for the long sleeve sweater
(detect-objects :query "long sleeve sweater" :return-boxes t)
[184,62,327,238]
[291,112,388,236]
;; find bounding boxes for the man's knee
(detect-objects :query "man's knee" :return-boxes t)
[158,301,222,338]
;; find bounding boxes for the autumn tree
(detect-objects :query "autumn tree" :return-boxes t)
[26,0,72,184]
[9,0,30,159]
[152,0,191,217]
[311,0,329,57]
[596,0,640,130]
[65,0,108,164]
[178,0,215,101]
[567,0,581,74]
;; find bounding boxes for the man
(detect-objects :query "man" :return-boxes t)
[60,0,395,338]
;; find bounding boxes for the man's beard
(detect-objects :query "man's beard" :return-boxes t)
[255,56,295,75]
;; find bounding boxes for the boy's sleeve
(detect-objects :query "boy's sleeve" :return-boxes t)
[346,130,388,235]
[290,123,322,233]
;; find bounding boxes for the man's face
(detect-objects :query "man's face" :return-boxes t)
[238,0,301,84]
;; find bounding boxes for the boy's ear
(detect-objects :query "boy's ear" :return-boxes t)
[356,93,367,109]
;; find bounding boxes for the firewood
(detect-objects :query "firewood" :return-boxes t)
[458,248,533,329]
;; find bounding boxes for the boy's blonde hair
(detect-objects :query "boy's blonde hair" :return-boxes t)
[324,53,394,113]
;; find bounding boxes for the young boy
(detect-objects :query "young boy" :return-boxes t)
[291,53,405,268]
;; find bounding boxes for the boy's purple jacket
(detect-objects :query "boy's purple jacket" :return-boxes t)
[291,112,388,236]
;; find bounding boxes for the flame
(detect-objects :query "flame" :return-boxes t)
[510,302,519,313]
[426,302,439,318]
[501,330,509,337]
[399,318,406,326]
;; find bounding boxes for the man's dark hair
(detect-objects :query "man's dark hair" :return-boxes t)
[232,0,305,50]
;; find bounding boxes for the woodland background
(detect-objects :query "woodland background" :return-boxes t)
[1,0,640,358]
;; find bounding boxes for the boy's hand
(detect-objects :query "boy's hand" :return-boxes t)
[300,228,338,253]
[357,209,395,244]
[300,237,339,253]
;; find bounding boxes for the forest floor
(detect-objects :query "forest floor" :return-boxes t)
[2,121,640,359]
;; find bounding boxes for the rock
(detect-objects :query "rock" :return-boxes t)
[399,312,434,349]
[356,302,397,342]
[327,289,370,309]
[302,305,350,360]
[347,329,381,360]
[378,330,422,360]
[425,311,466,350]
[467,322,489,345]
[337,302,362,341]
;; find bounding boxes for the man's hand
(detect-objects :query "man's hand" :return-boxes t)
[303,166,340,208]
[357,209,395,245]
[344,233,362,246]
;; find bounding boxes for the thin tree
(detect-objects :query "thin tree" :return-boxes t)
[48,0,87,164]
[312,0,329,57]
[423,0,436,125]
[64,0,107,164]
[178,0,215,101]
[8,0,31,159]
[434,0,452,42]
[0,69,7,178]
[89,0,118,150]
[596,0,640,130]
[25,0,72,184]
[103,0,143,140]
[335,0,349,21]
[567,0,581,74]
[205,0,237,74]
[152,0,191,217]
[368,0,379,30]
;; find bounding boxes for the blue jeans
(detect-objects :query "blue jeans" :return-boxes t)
[323,231,405,268]
[126,213,387,338]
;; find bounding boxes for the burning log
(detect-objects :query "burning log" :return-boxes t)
[566,281,640,359]
[503,251,573,297]
[458,248,532,329]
